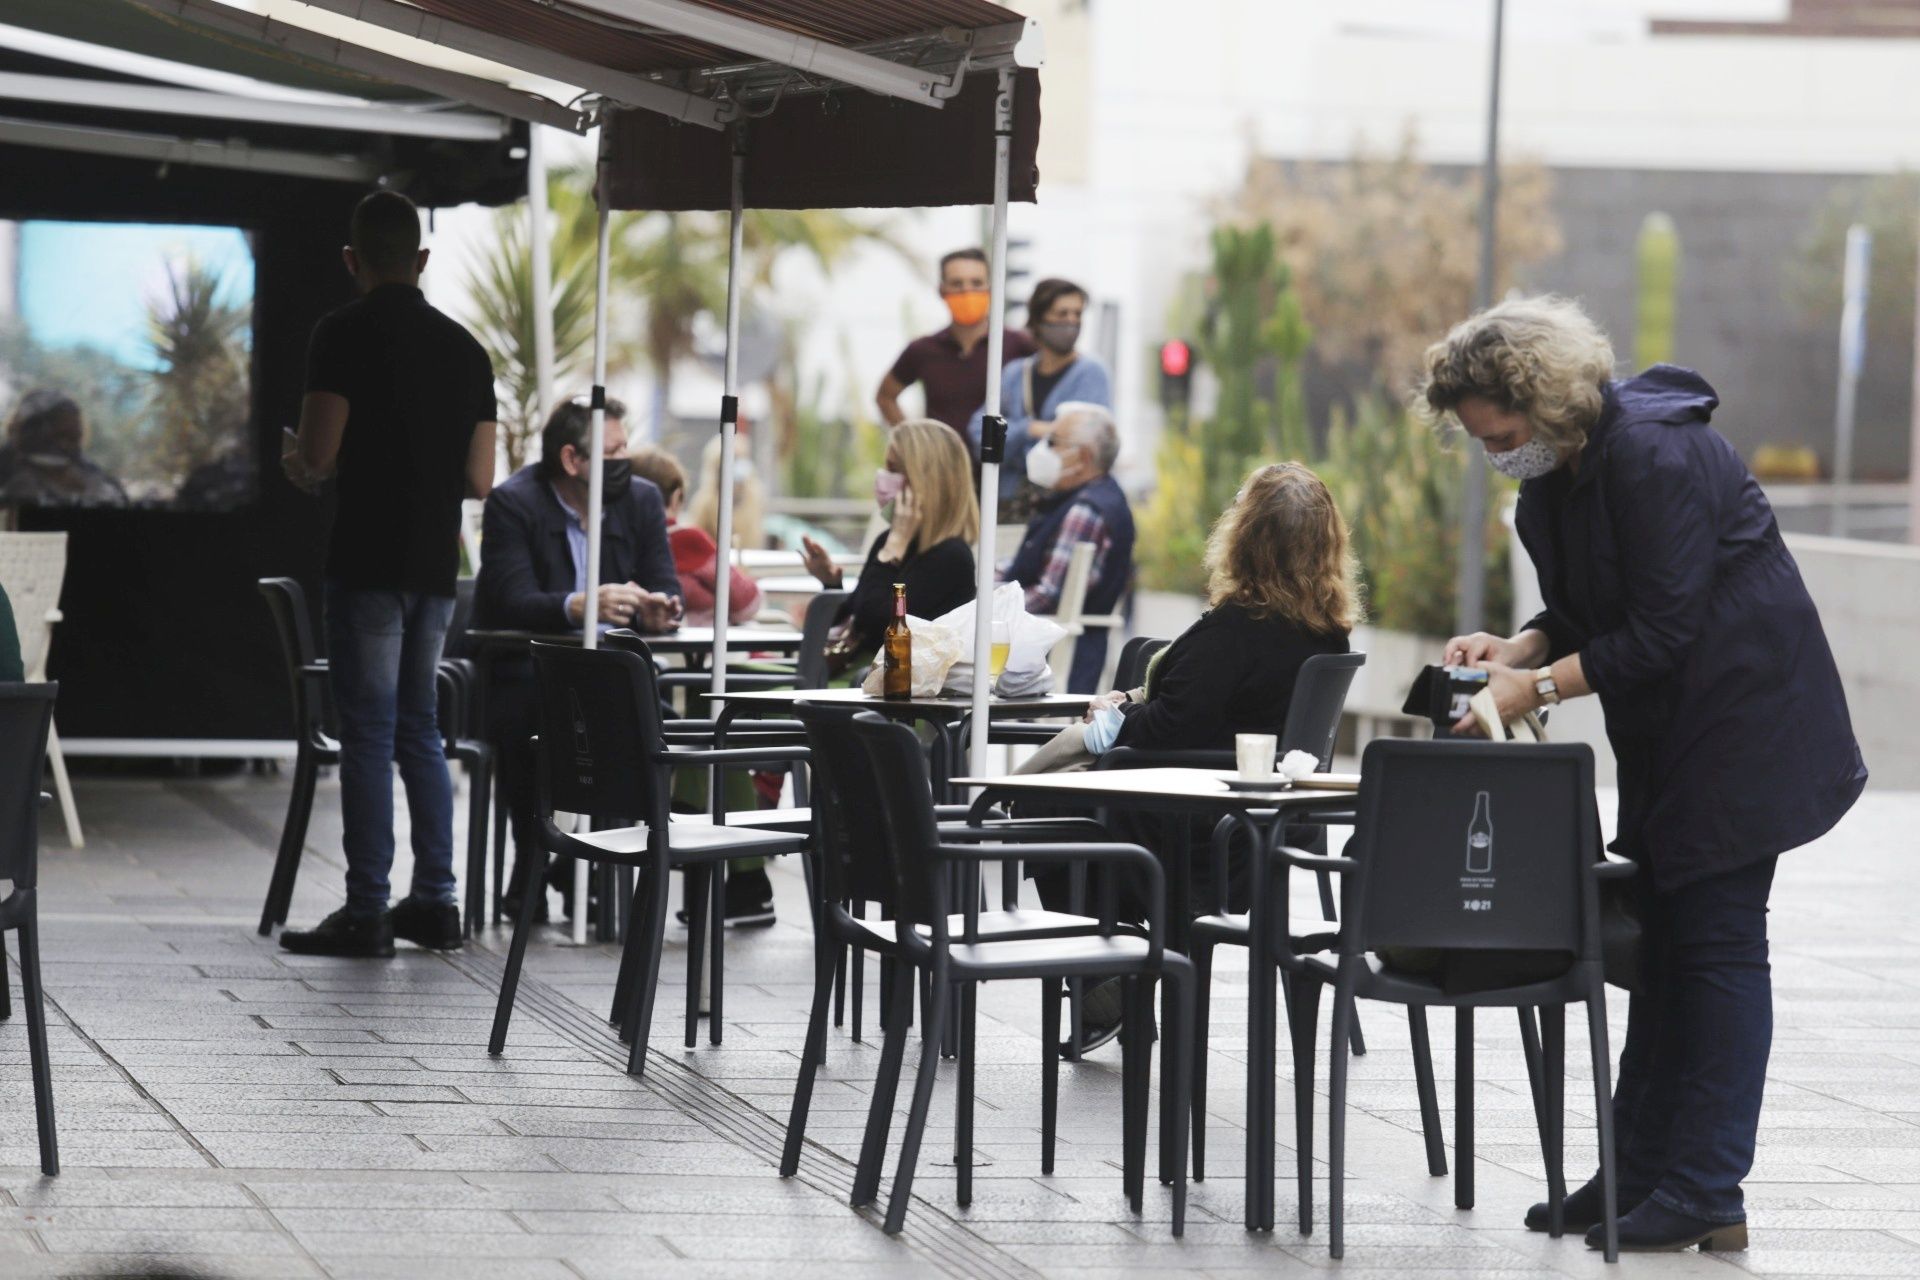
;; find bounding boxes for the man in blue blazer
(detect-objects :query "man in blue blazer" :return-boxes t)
[475,398,681,918]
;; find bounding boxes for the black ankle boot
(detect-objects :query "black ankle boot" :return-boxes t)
[1525,1177,1640,1234]
[1586,1198,1747,1252]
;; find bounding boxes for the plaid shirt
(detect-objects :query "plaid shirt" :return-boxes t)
[1002,500,1111,614]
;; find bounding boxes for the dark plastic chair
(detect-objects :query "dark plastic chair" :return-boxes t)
[798,709,1194,1236]
[488,640,808,1076]
[0,682,60,1176]
[1283,739,1627,1261]
[254,578,494,937]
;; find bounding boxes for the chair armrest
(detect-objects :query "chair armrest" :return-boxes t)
[1267,843,1356,873]
[301,661,329,677]
[1594,854,1637,880]
[939,840,1166,941]
[987,721,1072,745]
[656,745,811,767]
[937,817,1112,842]
[664,718,807,735]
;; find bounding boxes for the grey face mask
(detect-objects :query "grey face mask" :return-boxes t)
[1486,437,1560,481]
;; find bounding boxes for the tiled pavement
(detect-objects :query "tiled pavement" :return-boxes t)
[3,766,1920,1278]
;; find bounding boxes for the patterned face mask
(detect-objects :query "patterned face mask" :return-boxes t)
[1485,437,1560,481]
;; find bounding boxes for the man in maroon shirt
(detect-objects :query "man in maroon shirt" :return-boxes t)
[876,248,1035,437]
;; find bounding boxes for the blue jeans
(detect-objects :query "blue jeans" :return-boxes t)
[325,585,456,919]
[1608,854,1777,1223]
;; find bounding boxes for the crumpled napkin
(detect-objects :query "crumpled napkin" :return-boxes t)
[1276,749,1320,782]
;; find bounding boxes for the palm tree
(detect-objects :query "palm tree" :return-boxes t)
[145,258,249,483]
[461,165,919,469]
[462,171,603,470]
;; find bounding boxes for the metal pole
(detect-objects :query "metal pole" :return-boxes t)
[1910,198,1920,546]
[969,69,1015,779]
[574,135,613,947]
[712,126,746,695]
[1832,223,1871,538]
[1455,0,1504,638]
[528,123,557,421]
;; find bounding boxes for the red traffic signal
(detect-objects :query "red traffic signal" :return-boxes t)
[1159,339,1192,379]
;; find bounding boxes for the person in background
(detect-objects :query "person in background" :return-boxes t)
[0,391,129,507]
[279,190,497,959]
[967,277,1112,513]
[876,248,1036,437]
[630,445,761,626]
[687,430,767,554]
[999,402,1135,692]
[474,397,681,923]
[799,418,977,674]
[1421,295,1865,1253]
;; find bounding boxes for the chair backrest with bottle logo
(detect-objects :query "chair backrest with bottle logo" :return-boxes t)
[845,711,948,934]
[1341,739,1599,963]
[793,701,897,910]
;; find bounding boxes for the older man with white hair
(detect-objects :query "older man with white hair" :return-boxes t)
[999,401,1136,691]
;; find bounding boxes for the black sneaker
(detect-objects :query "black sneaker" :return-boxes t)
[280,907,395,958]
[390,896,463,950]
[723,868,776,929]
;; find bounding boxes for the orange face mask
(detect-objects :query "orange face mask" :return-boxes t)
[944,289,991,326]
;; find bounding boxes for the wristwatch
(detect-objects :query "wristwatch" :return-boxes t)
[1533,667,1560,706]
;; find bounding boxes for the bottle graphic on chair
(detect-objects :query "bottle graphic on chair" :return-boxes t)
[1466,791,1494,874]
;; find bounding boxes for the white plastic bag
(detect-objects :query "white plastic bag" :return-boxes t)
[938,582,1067,697]
[858,615,967,698]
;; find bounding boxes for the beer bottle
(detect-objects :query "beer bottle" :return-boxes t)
[883,583,912,701]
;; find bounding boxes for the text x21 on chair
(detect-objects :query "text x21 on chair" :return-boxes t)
[1285,739,1628,1261]
[839,711,1196,1236]
[488,641,807,1076]
[0,682,61,1175]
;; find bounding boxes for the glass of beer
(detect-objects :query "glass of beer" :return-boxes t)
[989,621,1011,681]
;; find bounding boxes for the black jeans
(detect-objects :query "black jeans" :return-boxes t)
[1609,853,1777,1224]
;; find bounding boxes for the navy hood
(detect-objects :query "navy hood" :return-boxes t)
[1607,364,1719,428]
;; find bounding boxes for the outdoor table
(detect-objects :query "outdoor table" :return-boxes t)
[707,686,1089,798]
[952,766,1359,1232]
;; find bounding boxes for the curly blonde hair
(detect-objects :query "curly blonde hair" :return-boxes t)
[1415,295,1616,455]
[1205,462,1359,636]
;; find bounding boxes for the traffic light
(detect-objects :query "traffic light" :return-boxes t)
[1158,338,1194,414]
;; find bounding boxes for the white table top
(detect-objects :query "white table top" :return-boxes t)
[468,626,804,655]
[707,687,1089,717]
[952,767,1359,807]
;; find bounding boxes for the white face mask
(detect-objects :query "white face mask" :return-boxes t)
[1025,439,1063,490]
[1485,437,1560,481]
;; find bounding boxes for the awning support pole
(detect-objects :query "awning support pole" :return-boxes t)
[712,123,748,700]
[575,131,614,947]
[968,67,1015,781]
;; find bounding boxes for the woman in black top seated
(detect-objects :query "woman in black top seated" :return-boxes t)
[799,417,978,674]
[1037,462,1357,1049]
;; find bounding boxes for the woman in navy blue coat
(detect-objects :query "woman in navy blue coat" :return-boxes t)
[1420,296,1866,1253]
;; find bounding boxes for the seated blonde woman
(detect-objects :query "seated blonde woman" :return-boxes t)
[798,417,979,676]
[1031,461,1359,1051]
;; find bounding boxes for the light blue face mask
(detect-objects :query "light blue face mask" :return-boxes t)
[1082,705,1124,755]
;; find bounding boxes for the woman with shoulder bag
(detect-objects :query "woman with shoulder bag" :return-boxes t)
[1419,296,1867,1253]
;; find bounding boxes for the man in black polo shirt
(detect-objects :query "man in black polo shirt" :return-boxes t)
[875,248,1035,439]
[280,190,497,959]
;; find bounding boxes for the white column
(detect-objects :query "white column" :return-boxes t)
[968,69,1015,778]
[527,123,557,420]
